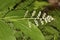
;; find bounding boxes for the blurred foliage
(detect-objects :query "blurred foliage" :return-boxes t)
[0,0,60,40]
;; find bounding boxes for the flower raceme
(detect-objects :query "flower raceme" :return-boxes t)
[24,10,54,26]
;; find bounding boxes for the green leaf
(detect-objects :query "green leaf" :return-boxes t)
[0,0,20,11]
[0,20,16,40]
[33,1,49,9]
[16,0,35,10]
[0,0,21,18]
[13,19,45,40]
[4,10,26,19]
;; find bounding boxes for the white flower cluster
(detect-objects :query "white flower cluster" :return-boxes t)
[24,10,54,26]
[40,15,54,25]
[32,10,54,26]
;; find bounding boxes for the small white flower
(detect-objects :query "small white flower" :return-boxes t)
[24,10,29,17]
[51,17,54,20]
[42,13,46,19]
[37,11,41,18]
[28,21,31,28]
[49,16,54,20]
[40,18,44,25]
[31,10,36,17]
[44,18,48,23]
[46,15,51,22]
